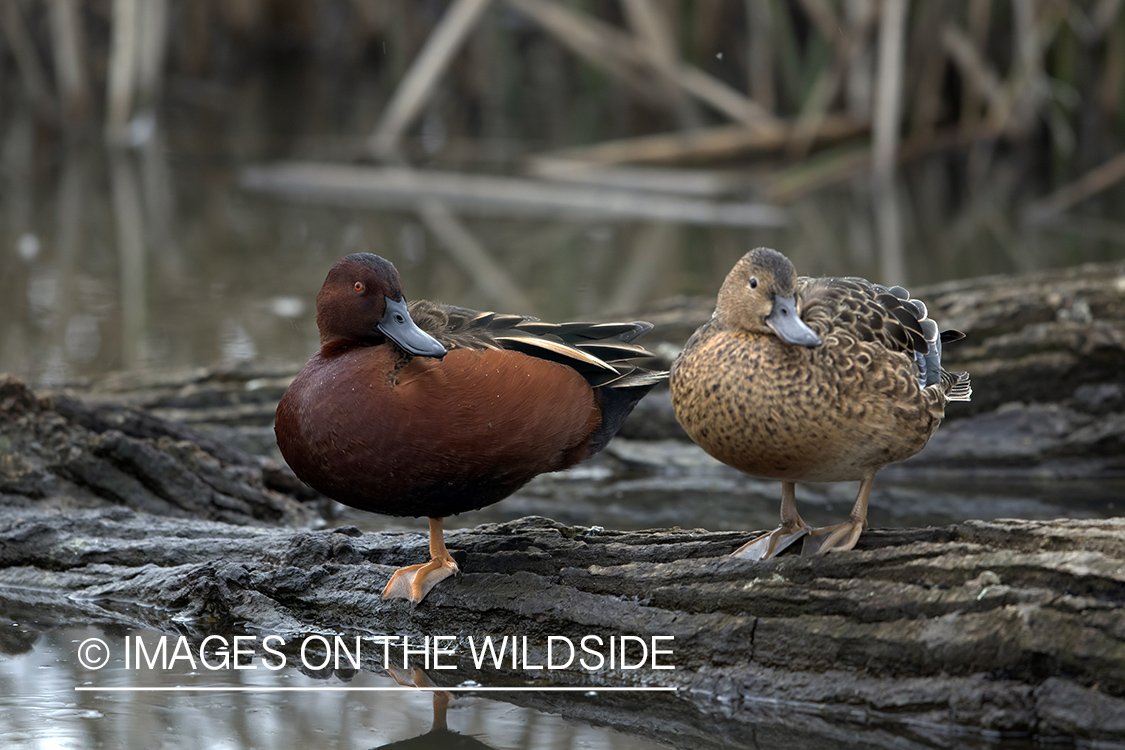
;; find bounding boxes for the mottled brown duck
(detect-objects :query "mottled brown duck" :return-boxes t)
[670,247,971,559]
[275,253,665,604]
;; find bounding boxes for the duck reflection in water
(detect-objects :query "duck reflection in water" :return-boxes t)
[276,254,665,604]
[373,667,493,750]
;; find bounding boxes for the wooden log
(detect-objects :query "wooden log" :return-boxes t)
[0,506,1122,743]
[239,162,791,227]
[524,115,867,168]
[0,375,315,527]
[526,160,757,197]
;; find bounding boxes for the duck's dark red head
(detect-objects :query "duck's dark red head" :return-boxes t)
[315,253,446,358]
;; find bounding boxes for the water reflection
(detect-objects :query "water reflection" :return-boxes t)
[0,626,664,750]
[2,136,1121,385]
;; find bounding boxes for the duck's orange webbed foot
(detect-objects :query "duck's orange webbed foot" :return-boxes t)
[800,519,864,555]
[800,470,875,556]
[381,557,459,604]
[732,522,810,561]
[382,517,459,605]
[731,481,809,561]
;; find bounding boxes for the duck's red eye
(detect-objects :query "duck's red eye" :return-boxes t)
[353,281,365,293]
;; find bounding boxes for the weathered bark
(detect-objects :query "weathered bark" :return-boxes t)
[0,508,1122,744]
[0,376,316,527]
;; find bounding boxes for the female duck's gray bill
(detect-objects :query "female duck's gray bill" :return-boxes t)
[766,295,821,348]
[377,297,447,358]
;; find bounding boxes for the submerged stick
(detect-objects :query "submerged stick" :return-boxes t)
[240,162,790,227]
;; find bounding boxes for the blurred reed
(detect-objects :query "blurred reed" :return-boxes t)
[0,1,1121,201]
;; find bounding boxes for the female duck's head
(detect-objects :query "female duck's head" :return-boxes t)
[716,247,821,348]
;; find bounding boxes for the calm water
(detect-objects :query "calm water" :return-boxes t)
[3,130,1122,384]
[0,625,666,750]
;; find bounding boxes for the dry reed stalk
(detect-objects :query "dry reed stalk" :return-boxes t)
[136,0,169,110]
[787,3,872,159]
[507,0,778,129]
[1024,150,1125,221]
[48,0,91,124]
[873,0,907,187]
[906,1,950,144]
[795,0,839,41]
[960,0,992,137]
[745,0,776,111]
[106,0,139,144]
[0,0,57,124]
[368,0,493,160]
[844,0,874,119]
[623,0,700,129]
[526,115,866,167]
[415,199,536,313]
[1101,3,1125,119]
[509,0,669,106]
[943,24,1006,122]
[873,0,908,284]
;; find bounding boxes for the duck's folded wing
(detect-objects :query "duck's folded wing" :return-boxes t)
[408,300,664,388]
[798,277,970,397]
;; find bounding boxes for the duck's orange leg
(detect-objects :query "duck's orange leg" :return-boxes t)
[802,470,875,555]
[732,482,810,560]
[382,517,460,604]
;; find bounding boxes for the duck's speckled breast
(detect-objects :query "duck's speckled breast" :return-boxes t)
[670,327,939,482]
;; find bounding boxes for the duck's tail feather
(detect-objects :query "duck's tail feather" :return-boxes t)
[944,370,972,402]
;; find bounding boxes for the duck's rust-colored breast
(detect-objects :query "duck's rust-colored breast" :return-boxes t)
[276,344,600,518]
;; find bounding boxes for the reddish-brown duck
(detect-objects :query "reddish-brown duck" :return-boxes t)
[276,253,664,603]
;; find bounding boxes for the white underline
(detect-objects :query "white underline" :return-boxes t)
[75,686,677,693]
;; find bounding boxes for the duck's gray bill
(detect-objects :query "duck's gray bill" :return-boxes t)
[766,295,821,348]
[378,297,447,358]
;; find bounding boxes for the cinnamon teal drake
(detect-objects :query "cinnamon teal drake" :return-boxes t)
[275,253,665,604]
[670,247,970,560]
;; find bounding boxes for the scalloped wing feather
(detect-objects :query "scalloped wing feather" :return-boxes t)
[797,276,970,400]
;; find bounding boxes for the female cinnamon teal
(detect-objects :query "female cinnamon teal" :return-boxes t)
[670,247,970,560]
[275,253,664,604]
